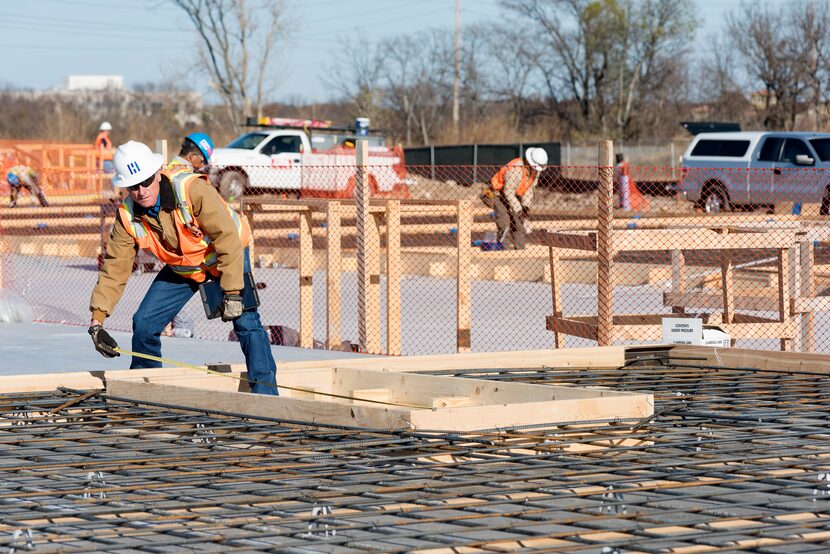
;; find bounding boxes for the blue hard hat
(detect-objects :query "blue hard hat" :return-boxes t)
[6,173,20,186]
[185,132,214,162]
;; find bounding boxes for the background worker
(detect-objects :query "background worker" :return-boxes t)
[95,122,114,172]
[168,132,214,175]
[87,141,277,395]
[6,165,48,207]
[488,147,548,250]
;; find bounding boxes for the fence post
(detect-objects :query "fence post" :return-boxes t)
[430,145,436,181]
[472,144,478,184]
[457,198,472,353]
[597,140,614,346]
[326,202,342,350]
[355,140,381,353]
[386,200,402,355]
[670,142,676,180]
[298,208,314,349]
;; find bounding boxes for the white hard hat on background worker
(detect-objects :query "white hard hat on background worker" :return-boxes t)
[525,147,548,171]
[99,121,112,131]
[111,141,164,188]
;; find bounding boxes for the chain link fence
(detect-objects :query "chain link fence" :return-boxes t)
[2,147,829,355]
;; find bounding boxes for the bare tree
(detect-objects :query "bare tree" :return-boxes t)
[171,0,288,131]
[725,0,830,130]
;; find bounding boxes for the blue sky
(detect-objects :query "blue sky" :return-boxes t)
[0,0,736,102]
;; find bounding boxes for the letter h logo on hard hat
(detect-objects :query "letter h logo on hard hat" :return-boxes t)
[126,162,141,175]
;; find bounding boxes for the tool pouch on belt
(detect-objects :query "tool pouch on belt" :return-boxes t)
[199,271,261,320]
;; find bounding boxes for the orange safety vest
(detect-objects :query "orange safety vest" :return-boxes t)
[491,158,534,197]
[95,132,113,160]
[118,171,251,282]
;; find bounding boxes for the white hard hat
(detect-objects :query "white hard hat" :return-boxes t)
[112,141,164,188]
[99,121,112,131]
[525,147,548,171]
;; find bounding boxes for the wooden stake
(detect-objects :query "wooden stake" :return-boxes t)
[456,199,472,352]
[596,141,614,346]
[299,209,313,348]
[800,239,815,352]
[671,249,686,315]
[326,202,342,350]
[386,200,402,355]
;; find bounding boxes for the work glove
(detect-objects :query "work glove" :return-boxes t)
[88,324,120,358]
[221,293,244,322]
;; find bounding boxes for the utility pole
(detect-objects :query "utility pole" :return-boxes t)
[452,0,461,141]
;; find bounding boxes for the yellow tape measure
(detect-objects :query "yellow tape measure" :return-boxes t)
[113,347,428,409]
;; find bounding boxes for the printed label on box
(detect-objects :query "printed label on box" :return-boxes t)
[662,318,703,345]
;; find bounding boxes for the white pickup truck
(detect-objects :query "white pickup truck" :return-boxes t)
[209,125,406,200]
[678,131,830,213]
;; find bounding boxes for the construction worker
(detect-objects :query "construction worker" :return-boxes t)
[168,132,214,175]
[87,141,278,395]
[488,147,548,250]
[6,165,48,207]
[95,122,114,172]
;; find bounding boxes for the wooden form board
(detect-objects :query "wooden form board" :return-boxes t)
[0,346,629,397]
[104,365,653,431]
[669,344,830,374]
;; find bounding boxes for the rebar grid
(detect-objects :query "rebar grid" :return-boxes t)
[1,359,830,553]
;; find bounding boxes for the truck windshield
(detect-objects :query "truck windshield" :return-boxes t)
[226,133,269,150]
[809,138,830,161]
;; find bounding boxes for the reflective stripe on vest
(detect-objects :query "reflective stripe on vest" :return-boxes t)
[490,158,534,197]
[118,171,250,282]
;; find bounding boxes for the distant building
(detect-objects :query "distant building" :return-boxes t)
[63,75,124,91]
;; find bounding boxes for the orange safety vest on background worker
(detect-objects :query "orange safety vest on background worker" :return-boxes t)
[118,170,251,282]
[618,160,649,211]
[491,158,534,197]
[95,131,114,161]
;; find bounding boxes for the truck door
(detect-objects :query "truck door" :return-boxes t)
[773,138,816,204]
[749,137,781,205]
[261,135,303,191]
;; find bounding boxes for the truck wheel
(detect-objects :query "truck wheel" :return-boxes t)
[219,171,247,201]
[701,188,728,213]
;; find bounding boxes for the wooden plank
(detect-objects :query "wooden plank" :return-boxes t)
[278,346,627,374]
[539,230,598,251]
[800,240,815,352]
[326,202,342,349]
[792,296,830,313]
[386,200,402,355]
[671,344,830,374]
[663,291,779,312]
[409,395,654,432]
[546,316,599,341]
[549,245,563,348]
[298,210,314,349]
[612,228,798,252]
[671,249,686,314]
[456,199,472,353]
[107,379,412,429]
[596,140,614,346]
[366,211,382,354]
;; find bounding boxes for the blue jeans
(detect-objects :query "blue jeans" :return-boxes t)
[131,248,278,395]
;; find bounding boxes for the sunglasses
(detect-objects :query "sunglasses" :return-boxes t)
[127,172,156,192]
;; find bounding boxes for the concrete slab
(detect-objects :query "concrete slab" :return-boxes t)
[0,321,370,375]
